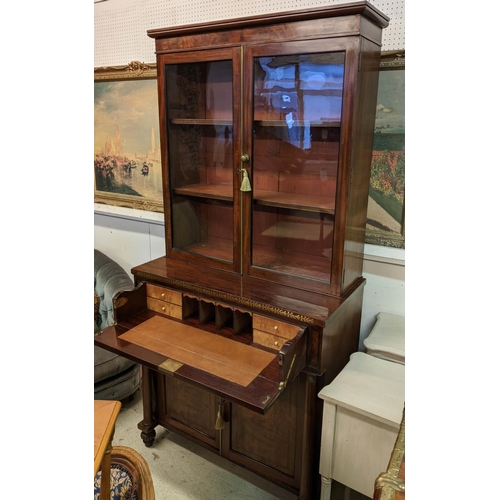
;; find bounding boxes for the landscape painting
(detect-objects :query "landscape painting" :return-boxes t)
[94,62,163,212]
[366,52,405,248]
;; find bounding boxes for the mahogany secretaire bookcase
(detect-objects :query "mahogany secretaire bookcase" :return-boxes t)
[95,3,389,497]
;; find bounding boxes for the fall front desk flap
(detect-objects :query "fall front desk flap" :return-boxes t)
[98,313,307,414]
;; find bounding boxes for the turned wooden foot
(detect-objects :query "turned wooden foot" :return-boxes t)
[140,428,156,447]
[320,476,332,500]
[138,366,157,447]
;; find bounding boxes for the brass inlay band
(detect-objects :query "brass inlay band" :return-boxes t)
[135,271,314,324]
[158,359,183,375]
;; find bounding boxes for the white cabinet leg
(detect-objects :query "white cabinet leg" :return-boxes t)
[320,475,332,500]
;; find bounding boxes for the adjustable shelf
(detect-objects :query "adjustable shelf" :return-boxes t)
[170,118,340,128]
[171,118,233,126]
[255,120,341,128]
[174,184,335,214]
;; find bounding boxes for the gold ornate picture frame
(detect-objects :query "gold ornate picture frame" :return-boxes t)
[94,61,163,213]
[365,51,405,248]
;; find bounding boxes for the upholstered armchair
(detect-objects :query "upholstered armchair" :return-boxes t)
[94,249,141,400]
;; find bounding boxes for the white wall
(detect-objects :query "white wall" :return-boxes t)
[94,0,405,349]
[94,204,165,278]
[94,0,405,68]
[360,246,405,345]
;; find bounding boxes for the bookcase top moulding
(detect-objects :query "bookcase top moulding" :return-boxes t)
[147,2,389,39]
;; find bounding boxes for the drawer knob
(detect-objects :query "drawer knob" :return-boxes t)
[274,341,279,346]
[162,306,166,311]
[161,293,165,298]
[274,326,278,331]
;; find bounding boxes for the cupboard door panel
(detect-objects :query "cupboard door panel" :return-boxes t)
[160,47,242,272]
[163,376,219,446]
[229,378,300,479]
[246,45,346,287]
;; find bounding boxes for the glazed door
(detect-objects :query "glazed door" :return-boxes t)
[242,40,352,294]
[160,48,242,273]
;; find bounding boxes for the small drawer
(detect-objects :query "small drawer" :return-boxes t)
[253,314,299,341]
[146,284,182,306]
[253,330,288,351]
[147,297,183,319]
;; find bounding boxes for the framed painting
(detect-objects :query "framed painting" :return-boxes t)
[365,51,405,248]
[94,61,163,213]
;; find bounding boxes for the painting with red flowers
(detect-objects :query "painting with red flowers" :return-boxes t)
[366,52,405,248]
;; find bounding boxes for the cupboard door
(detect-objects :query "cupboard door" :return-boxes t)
[243,42,349,290]
[160,48,242,273]
[160,375,220,450]
[227,375,303,488]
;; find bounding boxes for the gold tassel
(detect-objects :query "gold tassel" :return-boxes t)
[240,168,252,192]
[215,409,225,430]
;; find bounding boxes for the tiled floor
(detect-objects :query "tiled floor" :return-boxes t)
[112,390,370,500]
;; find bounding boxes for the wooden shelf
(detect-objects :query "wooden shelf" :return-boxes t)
[170,118,340,127]
[181,241,331,282]
[255,120,341,128]
[260,221,333,242]
[252,246,332,282]
[171,118,233,126]
[174,184,233,201]
[182,240,233,262]
[174,184,335,214]
[255,190,335,214]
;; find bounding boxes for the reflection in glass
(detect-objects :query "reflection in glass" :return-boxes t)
[165,60,234,262]
[252,52,345,281]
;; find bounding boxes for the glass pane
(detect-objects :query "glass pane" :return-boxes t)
[165,60,233,262]
[172,195,234,261]
[252,52,344,281]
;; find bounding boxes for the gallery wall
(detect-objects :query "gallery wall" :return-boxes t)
[94,0,405,67]
[94,0,405,347]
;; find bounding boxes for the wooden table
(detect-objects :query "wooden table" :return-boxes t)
[94,400,122,499]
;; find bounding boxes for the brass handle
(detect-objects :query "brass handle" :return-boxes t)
[240,153,250,163]
[161,293,165,298]
[161,306,166,312]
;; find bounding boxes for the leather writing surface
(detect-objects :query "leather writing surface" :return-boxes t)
[120,316,275,387]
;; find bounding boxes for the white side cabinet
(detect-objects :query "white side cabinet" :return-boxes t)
[318,352,405,499]
[363,312,405,364]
